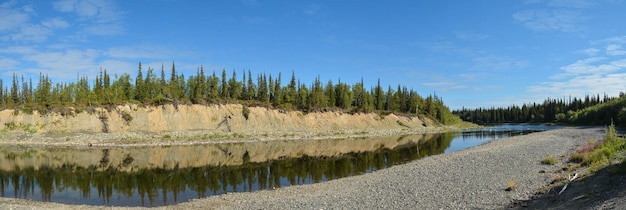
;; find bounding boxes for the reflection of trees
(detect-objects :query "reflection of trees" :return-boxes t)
[36,166,54,202]
[418,133,454,157]
[0,134,457,207]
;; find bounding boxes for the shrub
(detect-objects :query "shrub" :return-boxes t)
[242,105,250,120]
[121,111,133,124]
[541,156,558,165]
[506,179,516,191]
[570,152,585,163]
[570,124,626,171]
[98,112,109,133]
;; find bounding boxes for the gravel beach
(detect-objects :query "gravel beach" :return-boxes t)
[0,126,615,209]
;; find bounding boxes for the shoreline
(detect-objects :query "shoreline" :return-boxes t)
[1,126,620,209]
[0,126,449,148]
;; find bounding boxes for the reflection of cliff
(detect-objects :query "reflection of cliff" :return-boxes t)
[0,134,452,207]
[0,134,439,173]
[0,104,431,135]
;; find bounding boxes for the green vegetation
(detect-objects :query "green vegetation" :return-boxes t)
[506,179,516,191]
[2,122,38,133]
[541,156,558,165]
[454,93,625,125]
[564,95,626,126]
[242,105,251,120]
[569,124,626,171]
[0,62,461,125]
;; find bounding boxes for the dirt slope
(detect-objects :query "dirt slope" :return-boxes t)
[0,104,434,138]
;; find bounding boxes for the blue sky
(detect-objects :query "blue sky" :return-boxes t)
[1,0,626,110]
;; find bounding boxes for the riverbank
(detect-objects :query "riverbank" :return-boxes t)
[0,103,458,147]
[3,127,624,209]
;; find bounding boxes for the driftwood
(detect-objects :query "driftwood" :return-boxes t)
[558,173,579,195]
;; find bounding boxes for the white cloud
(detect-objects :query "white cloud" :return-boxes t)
[577,48,600,56]
[98,60,136,77]
[22,49,100,79]
[84,23,123,36]
[42,18,69,29]
[0,46,37,54]
[53,0,124,36]
[422,81,469,92]
[529,73,626,99]
[242,16,272,24]
[471,56,528,71]
[554,57,626,81]
[0,3,30,31]
[512,9,584,32]
[601,36,626,44]
[7,24,53,42]
[606,44,626,56]
[0,57,20,70]
[532,34,626,101]
[548,0,593,8]
[105,46,169,60]
[0,3,71,43]
[304,4,324,16]
[429,40,483,56]
[456,32,488,41]
[524,0,544,5]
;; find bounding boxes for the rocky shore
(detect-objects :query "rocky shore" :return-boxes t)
[3,127,624,209]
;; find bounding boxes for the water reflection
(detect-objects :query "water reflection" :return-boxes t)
[0,125,550,207]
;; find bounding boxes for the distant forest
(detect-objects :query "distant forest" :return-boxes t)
[454,93,626,126]
[0,62,461,125]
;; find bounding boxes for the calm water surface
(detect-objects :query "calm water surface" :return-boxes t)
[0,124,558,207]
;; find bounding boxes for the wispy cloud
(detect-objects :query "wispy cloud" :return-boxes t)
[548,0,594,8]
[558,57,626,75]
[606,44,626,56]
[577,48,600,56]
[105,45,170,60]
[529,73,626,99]
[0,1,30,31]
[1,0,123,43]
[512,9,584,32]
[428,40,483,56]
[512,0,599,33]
[528,36,626,100]
[304,4,324,16]
[7,18,67,42]
[9,24,53,42]
[53,0,125,36]
[22,49,99,77]
[41,18,70,29]
[422,81,469,92]
[589,36,626,56]
[242,16,272,25]
[471,56,528,71]
[456,32,488,41]
[0,57,20,70]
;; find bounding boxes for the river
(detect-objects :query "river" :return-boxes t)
[0,124,559,207]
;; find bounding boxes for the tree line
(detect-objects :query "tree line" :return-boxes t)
[454,93,626,125]
[0,62,461,125]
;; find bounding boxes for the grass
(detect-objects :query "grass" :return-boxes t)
[3,122,38,134]
[506,179,517,191]
[569,124,626,172]
[541,156,559,165]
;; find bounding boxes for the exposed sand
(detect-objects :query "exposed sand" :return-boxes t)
[0,104,448,148]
